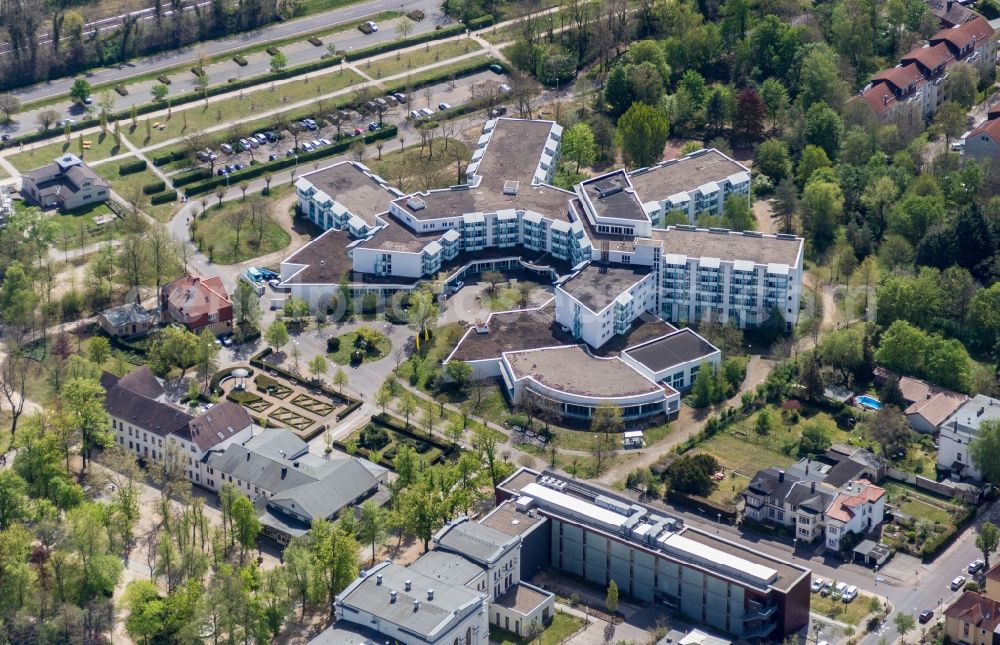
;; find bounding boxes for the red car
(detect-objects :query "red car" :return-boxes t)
[354,127,364,136]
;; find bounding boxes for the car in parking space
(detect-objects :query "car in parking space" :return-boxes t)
[393,93,407,104]
[318,138,332,146]
[951,140,966,151]
[301,141,314,151]
[810,578,825,593]
[951,575,967,590]
[841,586,858,603]
[498,83,511,94]
[286,148,297,157]
[409,109,421,119]
[366,20,378,31]
[919,609,934,624]
[268,153,279,161]
[368,122,379,131]
[338,109,352,120]
[376,97,389,108]
[490,105,508,118]
[490,63,503,74]
[354,127,364,136]
[239,138,251,151]
[56,118,76,126]
[220,143,234,154]
[265,131,278,142]
[831,582,848,600]
[438,102,452,111]
[83,96,93,105]
[255,133,268,144]
[216,168,228,176]
[969,559,986,574]
[419,107,434,116]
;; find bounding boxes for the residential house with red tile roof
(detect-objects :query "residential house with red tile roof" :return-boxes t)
[874,368,969,433]
[160,275,233,335]
[944,591,1000,645]
[964,112,1000,162]
[854,14,995,127]
[823,480,886,550]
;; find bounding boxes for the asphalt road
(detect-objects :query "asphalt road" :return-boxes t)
[3,0,442,119]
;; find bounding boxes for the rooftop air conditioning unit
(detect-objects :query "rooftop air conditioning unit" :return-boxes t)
[407,196,426,211]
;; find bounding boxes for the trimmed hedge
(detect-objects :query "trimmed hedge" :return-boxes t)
[142,180,166,194]
[308,37,323,46]
[153,149,187,166]
[184,125,398,196]
[150,190,177,204]
[233,55,248,66]
[114,84,128,96]
[157,75,171,85]
[265,46,280,56]
[465,14,494,29]
[172,168,213,186]
[344,23,465,61]
[118,159,148,175]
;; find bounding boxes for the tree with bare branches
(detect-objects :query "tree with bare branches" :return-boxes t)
[0,343,30,447]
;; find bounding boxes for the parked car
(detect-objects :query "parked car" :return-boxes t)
[224,164,235,173]
[438,102,452,110]
[220,143,234,154]
[841,586,858,603]
[366,20,378,31]
[810,578,825,593]
[265,131,278,142]
[375,97,388,108]
[969,560,986,574]
[301,141,314,151]
[56,119,76,126]
[82,96,93,105]
[239,138,251,151]
[919,610,934,624]
[831,582,848,600]
[285,148,297,157]
[489,63,504,74]
[489,105,507,118]
[419,107,434,116]
[393,92,407,103]
[254,133,267,144]
[196,149,213,162]
[951,140,966,151]
[367,122,379,131]
[498,83,511,94]
[247,138,259,149]
[318,138,332,146]
[269,153,279,161]
[234,163,246,170]
[216,168,227,176]
[951,575,967,590]
[353,127,364,136]
[409,109,421,119]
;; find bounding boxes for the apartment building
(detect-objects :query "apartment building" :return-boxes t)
[944,591,1000,645]
[627,150,751,226]
[335,515,554,644]
[294,161,402,239]
[494,469,811,640]
[743,447,886,549]
[857,15,995,125]
[649,227,804,331]
[554,263,658,349]
[102,367,254,486]
[938,394,1000,481]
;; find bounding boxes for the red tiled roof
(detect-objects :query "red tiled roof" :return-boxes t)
[859,76,928,116]
[162,275,232,327]
[871,64,924,92]
[931,24,977,52]
[958,15,994,43]
[901,42,954,71]
[945,592,1000,632]
[826,482,886,523]
[970,115,1000,145]
[985,562,1000,582]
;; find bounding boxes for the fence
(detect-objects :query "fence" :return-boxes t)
[885,467,981,503]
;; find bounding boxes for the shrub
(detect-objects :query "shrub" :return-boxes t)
[172,167,213,186]
[191,67,205,76]
[344,23,465,61]
[152,149,186,166]
[465,14,494,29]
[506,413,530,429]
[327,336,340,352]
[118,159,148,175]
[142,180,166,194]
[233,55,248,66]
[150,190,178,204]
[358,424,390,450]
[114,84,128,96]
[157,75,171,85]
[265,46,280,56]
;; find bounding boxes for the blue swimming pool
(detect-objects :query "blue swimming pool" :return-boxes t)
[856,395,881,410]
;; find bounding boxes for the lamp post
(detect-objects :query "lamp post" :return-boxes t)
[717,513,721,533]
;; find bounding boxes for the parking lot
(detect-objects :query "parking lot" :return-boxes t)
[179,70,507,174]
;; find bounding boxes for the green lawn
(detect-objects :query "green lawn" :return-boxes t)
[329,328,392,365]
[7,131,125,171]
[694,431,798,474]
[811,592,877,625]
[94,159,178,222]
[481,9,561,44]
[135,68,363,146]
[39,201,117,251]
[885,483,961,525]
[361,40,482,79]
[191,199,290,264]
[490,611,584,645]
[370,139,468,193]
[387,54,494,89]
[706,472,750,507]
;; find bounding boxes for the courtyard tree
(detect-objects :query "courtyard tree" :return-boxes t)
[591,402,623,436]
[308,355,328,382]
[665,453,718,496]
[89,336,111,366]
[616,102,670,168]
[473,426,507,488]
[868,405,910,459]
[561,121,596,172]
[195,328,220,393]
[445,360,473,391]
[264,320,289,350]
[357,500,387,566]
[231,494,261,564]
[481,271,505,295]
[977,521,999,569]
[407,289,438,350]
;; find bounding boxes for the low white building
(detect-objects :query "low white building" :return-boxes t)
[554,263,658,350]
[621,328,721,391]
[937,394,1000,481]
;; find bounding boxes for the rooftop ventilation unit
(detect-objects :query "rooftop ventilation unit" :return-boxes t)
[407,196,426,211]
[503,180,519,196]
[597,184,624,199]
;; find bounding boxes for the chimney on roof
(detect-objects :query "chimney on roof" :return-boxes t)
[413,600,420,612]
[979,407,986,417]
[280,467,287,479]
[376,574,383,585]
[805,459,810,474]
[811,481,816,494]
[778,470,785,483]
[390,590,397,603]
[293,461,300,468]
[427,589,434,600]
[246,452,250,461]
[404,580,412,591]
